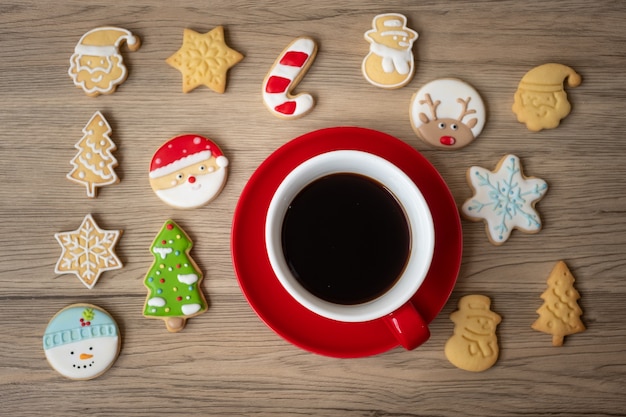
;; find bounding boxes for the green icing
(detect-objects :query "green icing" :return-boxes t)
[143,220,207,318]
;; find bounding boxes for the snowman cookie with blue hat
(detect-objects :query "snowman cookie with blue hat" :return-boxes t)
[43,304,120,380]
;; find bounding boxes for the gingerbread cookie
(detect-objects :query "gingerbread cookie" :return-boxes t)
[262,37,318,119]
[512,63,582,131]
[362,13,418,89]
[149,134,229,209]
[143,220,208,332]
[68,27,141,97]
[445,295,501,372]
[166,27,243,93]
[67,111,118,198]
[532,261,585,346]
[54,214,123,288]
[462,154,548,245]
[410,78,486,149]
[43,304,120,380]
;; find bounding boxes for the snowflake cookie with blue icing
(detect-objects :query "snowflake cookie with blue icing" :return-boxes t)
[462,154,548,245]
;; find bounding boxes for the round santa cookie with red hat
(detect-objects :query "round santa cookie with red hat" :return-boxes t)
[68,26,141,97]
[149,134,229,209]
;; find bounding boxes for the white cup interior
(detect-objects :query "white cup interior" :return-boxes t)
[265,150,434,322]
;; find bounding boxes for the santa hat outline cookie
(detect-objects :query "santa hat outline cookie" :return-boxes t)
[149,134,229,209]
[512,63,582,131]
[68,26,141,97]
[43,304,121,380]
[362,13,418,89]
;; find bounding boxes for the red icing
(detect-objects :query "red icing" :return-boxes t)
[166,224,174,230]
[161,240,167,244]
[275,101,297,115]
[150,135,223,172]
[440,136,456,146]
[279,51,309,67]
[265,76,291,94]
[188,176,196,184]
[159,278,165,284]
[176,296,183,301]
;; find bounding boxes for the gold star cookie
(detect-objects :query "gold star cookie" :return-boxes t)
[166,27,244,93]
[54,214,123,289]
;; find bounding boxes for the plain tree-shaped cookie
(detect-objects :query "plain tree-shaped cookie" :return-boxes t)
[532,261,585,346]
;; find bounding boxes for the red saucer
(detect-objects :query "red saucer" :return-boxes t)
[231,127,462,357]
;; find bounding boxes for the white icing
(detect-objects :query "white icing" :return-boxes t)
[44,337,119,380]
[147,297,166,307]
[462,155,548,244]
[177,273,198,285]
[262,37,317,118]
[53,214,122,289]
[154,167,227,209]
[410,78,487,145]
[181,304,201,316]
[153,247,173,259]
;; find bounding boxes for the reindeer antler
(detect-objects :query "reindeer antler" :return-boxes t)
[456,97,477,121]
[419,94,441,121]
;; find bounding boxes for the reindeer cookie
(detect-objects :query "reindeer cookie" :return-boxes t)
[410,78,486,149]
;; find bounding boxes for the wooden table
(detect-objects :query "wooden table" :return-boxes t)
[2,1,625,415]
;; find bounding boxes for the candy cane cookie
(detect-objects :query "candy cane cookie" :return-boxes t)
[262,37,318,119]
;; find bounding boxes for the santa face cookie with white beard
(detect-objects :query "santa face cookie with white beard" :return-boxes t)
[43,304,120,380]
[149,135,229,209]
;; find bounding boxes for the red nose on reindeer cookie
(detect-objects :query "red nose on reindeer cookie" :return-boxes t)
[149,135,229,209]
[410,78,487,150]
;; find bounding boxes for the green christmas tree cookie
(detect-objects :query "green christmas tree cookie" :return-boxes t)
[143,220,207,332]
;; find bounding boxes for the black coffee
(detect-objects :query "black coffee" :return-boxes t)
[281,173,411,305]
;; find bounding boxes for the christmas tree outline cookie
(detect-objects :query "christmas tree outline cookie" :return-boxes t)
[67,111,119,198]
[462,154,548,245]
[166,26,243,94]
[445,294,501,372]
[54,214,123,289]
[143,220,208,332]
[532,261,585,346]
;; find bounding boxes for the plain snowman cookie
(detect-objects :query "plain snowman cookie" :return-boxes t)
[410,78,486,149]
[362,13,418,89]
[149,134,229,209]
[43,304,121,380]
[461,154,548,245]
[445,295,501,372]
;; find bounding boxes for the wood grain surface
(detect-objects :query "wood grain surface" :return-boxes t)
[1,1,625,416]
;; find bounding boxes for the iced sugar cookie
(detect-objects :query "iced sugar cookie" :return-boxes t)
[462,154,548,245]
[69,27,141,97]
[262,37,318,119]
[166,27,243,93]
[512,63,581,131]
[410,78,486,149]
[149,134,229,209]
[362,13,418,89]
[67,111,118,198]
[43,304,120,380]
[532,261,585,346]
[445,295,501,372]
[143,220,208,332]
[54,214,123,288]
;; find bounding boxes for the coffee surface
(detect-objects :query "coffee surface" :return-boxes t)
[281,173,411,305]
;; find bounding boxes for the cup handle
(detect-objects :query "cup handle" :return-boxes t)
[383,301,430,350]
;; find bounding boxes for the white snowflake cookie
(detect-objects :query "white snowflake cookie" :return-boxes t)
[462,154,548,245]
